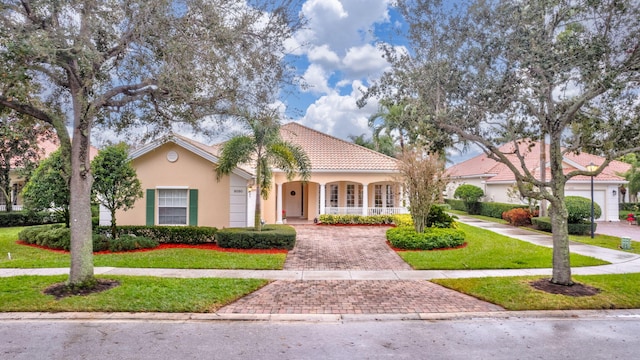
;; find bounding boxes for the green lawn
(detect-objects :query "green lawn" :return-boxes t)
[570,233,640,254]
[398,223,608,269]
[432,273,640,310]
[0,227,286,269]
[0,275,268,312]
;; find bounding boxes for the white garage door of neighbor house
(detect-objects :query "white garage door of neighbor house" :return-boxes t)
[565,190,605,221]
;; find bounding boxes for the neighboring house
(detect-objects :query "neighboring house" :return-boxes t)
[445,140,631,222]
[0,138,98,211]
[116,122,406,228]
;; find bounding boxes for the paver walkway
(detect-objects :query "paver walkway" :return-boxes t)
[218,225,503,315]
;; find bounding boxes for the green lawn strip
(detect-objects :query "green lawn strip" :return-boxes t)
[432,273,640,310]
[569,233,640,255]
[398,223,607,270]
[0,275,268,312]
[0,227,285,269]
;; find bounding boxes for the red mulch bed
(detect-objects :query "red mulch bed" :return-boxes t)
[16,241,288,255]
[387,241,468,252]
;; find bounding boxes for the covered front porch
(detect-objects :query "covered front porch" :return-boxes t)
[271,180,409,224]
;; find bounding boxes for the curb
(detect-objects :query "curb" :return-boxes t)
[2,309,640,323]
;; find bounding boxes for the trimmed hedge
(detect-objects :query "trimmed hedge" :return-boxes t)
[0,211,61,227]
[480,202,528,218]
[565,196,601,223]
[620,203,640,211]
[95,225,216,244]
[318,214,395,225]
[532,217,597,235]
[386,226,466,250]
[216,224,296,250]
[18,225,159,252]
[444,199,466,211]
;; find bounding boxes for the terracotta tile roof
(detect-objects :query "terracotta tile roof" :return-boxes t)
[448,140,631,183]
[279,122,399,171]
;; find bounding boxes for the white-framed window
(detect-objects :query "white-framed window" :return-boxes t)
[386,185,395,208]
[158,188,188,225]
[346,184,355,207]
[329,184,338,207]
[374,185,383,207]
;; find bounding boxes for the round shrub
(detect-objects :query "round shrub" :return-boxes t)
[454,184,484,214]
[565,196,601,223]
[386,226,466,250]
[502,208,532,226]
[107,234,158,252]
[426,205,457,228]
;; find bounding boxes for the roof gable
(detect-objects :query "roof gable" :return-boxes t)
[129,134,253,180]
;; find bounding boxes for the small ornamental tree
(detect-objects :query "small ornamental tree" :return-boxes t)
[454,184,484,215]
[398,148,448,233]
[91,143,143,239]
[22,149,70,226]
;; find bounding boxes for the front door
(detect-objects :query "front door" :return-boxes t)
[285,182,303,218]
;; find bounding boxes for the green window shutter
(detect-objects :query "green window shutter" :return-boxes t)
[146,189,155,226]
[189,189,198,226]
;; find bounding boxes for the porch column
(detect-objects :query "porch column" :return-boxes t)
[362,183,368,216]
[276,183,283,224]
[319,183,326,215]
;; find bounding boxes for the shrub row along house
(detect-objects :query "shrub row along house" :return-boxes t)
[108,122,408,228]
[445,140,631,222]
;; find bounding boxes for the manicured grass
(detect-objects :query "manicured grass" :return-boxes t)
[0,227,286,269]
[432,273,640,310]
[448,210,508,224]
[569,233,640,255]
[398,223,608,270]
[0,275,268,312]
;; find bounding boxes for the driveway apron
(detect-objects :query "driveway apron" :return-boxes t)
[218,225,503,315]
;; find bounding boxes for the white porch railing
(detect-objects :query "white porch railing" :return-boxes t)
[0,204,23,211]
[324,207,409,216]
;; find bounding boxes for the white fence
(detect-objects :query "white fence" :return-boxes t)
[324,207,409,216]
[0,205,23,211]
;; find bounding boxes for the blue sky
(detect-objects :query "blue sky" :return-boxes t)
[280,0,407,141]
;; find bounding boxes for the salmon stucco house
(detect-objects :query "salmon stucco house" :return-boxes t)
[445,140,631,222]
[110,122,408,228]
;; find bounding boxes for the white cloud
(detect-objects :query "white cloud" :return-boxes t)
[341,43,390,78]
[301,63,332,94]
[299,80,378,140]
[307,44,341,67]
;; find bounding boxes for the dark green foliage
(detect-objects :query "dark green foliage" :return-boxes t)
[620,203,640,211]
[216,225,296,249]
[565,196,602,223]
[318,214,395,225]
[426,205,457,228]
[21,149,70,226]
[105,234,158,252]
[0,211,60,227]
[386,226,466,250]
[444,199,466,211]
[480,203,529,219]
[91,143,143,239]
[532,217,597,235]
[95,225,216,244]
[454,184,484,214]
[19,225,69,250]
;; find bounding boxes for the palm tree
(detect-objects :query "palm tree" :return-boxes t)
[216,111,311,231]
[368,99,410,151]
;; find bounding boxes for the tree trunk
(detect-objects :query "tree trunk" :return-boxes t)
[548,137,572,285]
[254,182,262,231]
[68,99,94,285]
[111,208,118,240]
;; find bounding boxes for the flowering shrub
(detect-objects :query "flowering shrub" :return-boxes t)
[502,208,533,226]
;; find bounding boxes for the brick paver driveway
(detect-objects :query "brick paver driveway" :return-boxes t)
[218,225,503,315]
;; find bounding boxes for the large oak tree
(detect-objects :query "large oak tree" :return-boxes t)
[364,0,640,285]
[0,0,302,285]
